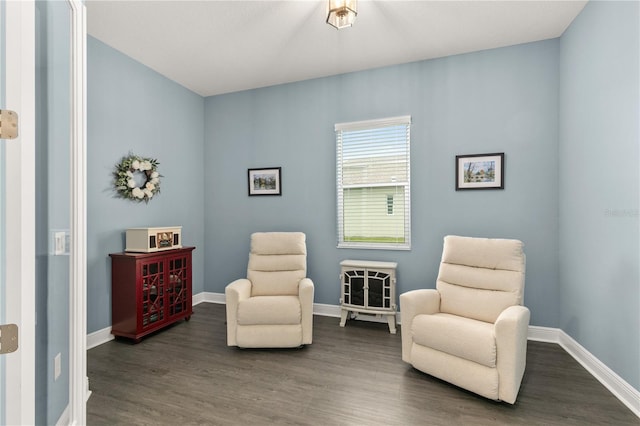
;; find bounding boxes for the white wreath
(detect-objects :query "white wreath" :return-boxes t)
[114,154,161,203]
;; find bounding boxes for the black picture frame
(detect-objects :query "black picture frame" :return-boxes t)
[248,167,282,196]
[455,153,504,190]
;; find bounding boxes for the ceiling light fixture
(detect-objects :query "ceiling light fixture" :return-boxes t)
[326,0,357,30]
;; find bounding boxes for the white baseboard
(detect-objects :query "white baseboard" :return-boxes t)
[557,330,640,417]
[86,325,114,350]
[87,291,639,418]
[526,325,640,417]
[86,375,92,402]
[194,291,225,305]
[55,383,90,426]
[313,302,341,317]
[55,404,70,426]
[527,325,560,343]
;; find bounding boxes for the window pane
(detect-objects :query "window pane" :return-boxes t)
[343,186,405,243]
[336,117,411,250]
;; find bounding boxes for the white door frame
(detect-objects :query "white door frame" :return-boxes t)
[4,0,36,424]
[68,1,88,424]
[4,1,86,424]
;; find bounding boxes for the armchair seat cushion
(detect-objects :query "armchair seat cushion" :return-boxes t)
[412,313,496,368]
[237,295,301,325]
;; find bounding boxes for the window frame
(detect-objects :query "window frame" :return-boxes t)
[335,115,411,250]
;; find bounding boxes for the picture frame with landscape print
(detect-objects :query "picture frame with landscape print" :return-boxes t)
[455,153,504,190]
[248,167,282,196]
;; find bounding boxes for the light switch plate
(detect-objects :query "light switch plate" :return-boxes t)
[51,229,70,255]
[54,353,61,380]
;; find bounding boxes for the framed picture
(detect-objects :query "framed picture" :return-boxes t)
[248,167,282,196]
[455,153,504,190]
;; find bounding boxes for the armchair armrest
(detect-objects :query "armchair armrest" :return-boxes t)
[495,305,530,404]
[225,278,252,346]
[299,278,314,344]
[399,289,440,363]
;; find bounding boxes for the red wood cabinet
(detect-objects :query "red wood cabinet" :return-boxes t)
[109,246,195,342]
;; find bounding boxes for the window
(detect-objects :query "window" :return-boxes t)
[336,116,411,250]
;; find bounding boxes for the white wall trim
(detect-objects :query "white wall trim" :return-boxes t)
[194,291,225,305]
[68,1,88,424]
[313,302,341,318]
[87,293,639,418]
[527,325,561,343]
[557,330,640,417]
[86,327,113,351]
[85,376,92,402]
[55,404,70,426]
[525,325,639,417]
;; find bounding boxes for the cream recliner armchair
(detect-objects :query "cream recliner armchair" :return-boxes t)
[225,232,314,348]
[400,235,529,404]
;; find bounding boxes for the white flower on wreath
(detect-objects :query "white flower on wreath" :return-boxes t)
[113,153,161,203]
[131,187,144,198]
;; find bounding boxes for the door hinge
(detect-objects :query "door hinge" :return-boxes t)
[0,324,19,354]
[0,109,19,140]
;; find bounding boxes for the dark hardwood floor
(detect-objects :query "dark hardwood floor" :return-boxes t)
[87,303,638,425]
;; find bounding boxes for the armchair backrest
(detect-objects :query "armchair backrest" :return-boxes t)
[247,232,307,296]
[436,235,525,323]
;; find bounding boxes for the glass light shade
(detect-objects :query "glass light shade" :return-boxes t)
[326,0,357,29]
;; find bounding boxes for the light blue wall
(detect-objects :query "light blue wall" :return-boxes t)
[87,36,205,334]
[204,40,561,327]
[559,1,640,390]
[35,1,71,423]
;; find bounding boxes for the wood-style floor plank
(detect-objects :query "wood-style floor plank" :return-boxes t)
[87,303,638,425]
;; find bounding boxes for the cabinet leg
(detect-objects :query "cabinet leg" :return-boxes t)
[387,314,397,334]
[185,315,191,321]
[339,309,349,327]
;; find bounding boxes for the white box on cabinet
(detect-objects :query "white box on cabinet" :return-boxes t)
[125,226,182,253]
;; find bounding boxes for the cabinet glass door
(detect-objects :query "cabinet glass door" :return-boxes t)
[141,261,165,327]
[168,255,188,317]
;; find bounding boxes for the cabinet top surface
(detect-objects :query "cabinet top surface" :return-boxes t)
[127,226,182,231]
[109,246,195,258]
[340,259,397,269]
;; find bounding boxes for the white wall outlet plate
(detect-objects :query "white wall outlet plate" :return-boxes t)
[51,229,70,255]
[54,353,61,380]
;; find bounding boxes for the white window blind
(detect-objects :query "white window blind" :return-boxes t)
[336,116,411,250]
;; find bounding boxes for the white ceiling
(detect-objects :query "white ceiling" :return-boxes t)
[86,0,587,97]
